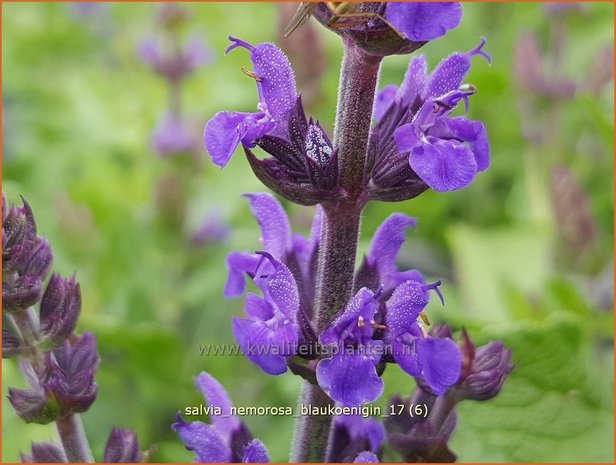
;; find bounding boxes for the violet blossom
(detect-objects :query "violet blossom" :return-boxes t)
[173,372,270,463]
[327,413,385,462]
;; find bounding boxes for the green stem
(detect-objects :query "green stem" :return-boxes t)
[290,41,382,463]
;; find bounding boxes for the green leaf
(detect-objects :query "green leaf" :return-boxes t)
[451,319,614,462]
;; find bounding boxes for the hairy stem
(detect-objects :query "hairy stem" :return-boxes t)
[56,414,95,463]
[334,39,382,194]
[290,40,382,463]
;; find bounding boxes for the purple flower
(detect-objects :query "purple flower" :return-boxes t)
[385,281,460,395]
[104,428,142,463]
[173,372,270,463]
[312,2,462,56]
[151,114,195,157]
[205,37,297,168]
[140,36,212,81]
[232,252,300,375]
[316,288,384,406]
[327,413,384,462]
[205,39,338,205]
[366,39,491,198]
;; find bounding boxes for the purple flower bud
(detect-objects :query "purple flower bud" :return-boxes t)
[366,39,490,199]
[312,2,462,57]
[104,428,142,463]
[45,332,99,414]
[39,274,81,345]
[8,385,60,425]
[451,330,512,401]
[20,442,67,463]
[3,195,54,312]
[2,275,42,312]
[2,327,21,358]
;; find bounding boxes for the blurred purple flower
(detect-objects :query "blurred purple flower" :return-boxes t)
[189,212,230,247]
[140,36,212,81]
[151,114,195,157]
[173,372,270,463]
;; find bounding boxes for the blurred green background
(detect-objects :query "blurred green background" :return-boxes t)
[2,2,614,463]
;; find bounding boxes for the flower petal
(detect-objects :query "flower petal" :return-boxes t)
[374,85,398,123]
[386,280,429,335]
[244,292,274,321]
[244,193,291,258]
[242,439,270,463]
[423,37,490,101]
[320,288,378,345]
[386,2,462,42]
[398,55,428,107]
[317,352,384,407]
[439,117,490,172]
[366,214,417,287]
[232,317,295,375]
[172,416,232,462]
[409,139,477,192]
[253,254,299,322]
[204,111,256,168]
[224,252,260,298]
[393,124,421,154]
[416,337,462,395]
[195,372,241,437]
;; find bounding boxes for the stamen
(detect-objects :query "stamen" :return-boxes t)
[419,312,431,326]
[241,67,262,82]
[357,316,366,327]
[371,322,387,330]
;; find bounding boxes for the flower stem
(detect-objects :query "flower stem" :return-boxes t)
[56,414,95,463]
[290,40,382,463]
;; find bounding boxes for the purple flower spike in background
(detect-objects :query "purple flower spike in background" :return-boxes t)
[173,372,270,463]
[317,288,384,406]
[386,280,461,395]
[140,35,212,82]
[152,114,195,157]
